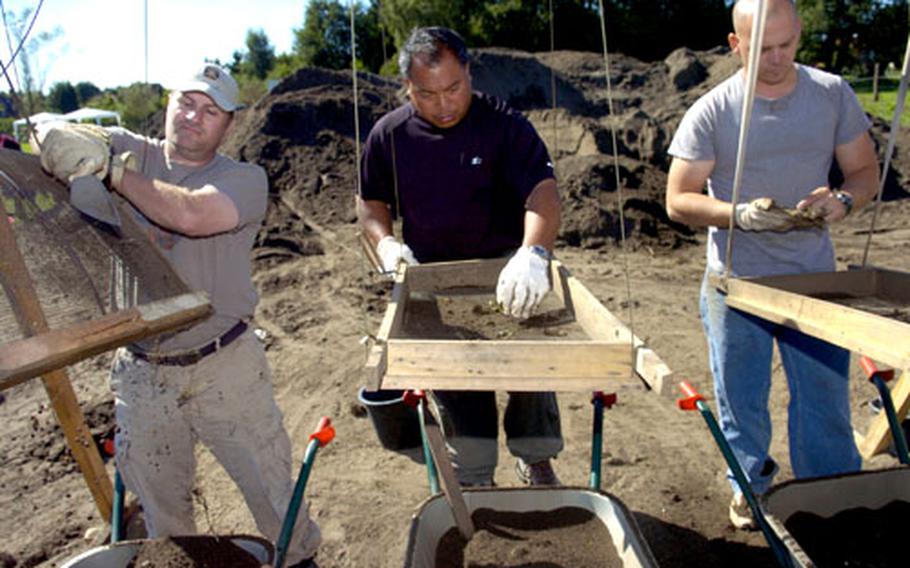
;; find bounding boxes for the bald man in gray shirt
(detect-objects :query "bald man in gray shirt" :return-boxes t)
[665,0,878,530]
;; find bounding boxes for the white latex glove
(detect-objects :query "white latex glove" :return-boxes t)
[376,235,418,276]
[496,246,551,319]
[734,197,824,232]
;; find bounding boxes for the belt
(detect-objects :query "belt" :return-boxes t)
[129,321,249,367]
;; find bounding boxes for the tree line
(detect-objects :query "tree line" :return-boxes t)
[3,0,907,134]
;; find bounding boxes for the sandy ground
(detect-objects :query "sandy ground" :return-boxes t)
[2,196,908,567]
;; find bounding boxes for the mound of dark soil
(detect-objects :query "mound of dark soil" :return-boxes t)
[221,47,908,255]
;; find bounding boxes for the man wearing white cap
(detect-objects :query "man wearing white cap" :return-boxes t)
[37,64,321,567]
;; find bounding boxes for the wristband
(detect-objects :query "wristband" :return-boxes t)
[528,244,553,261]
[832,190,853,216]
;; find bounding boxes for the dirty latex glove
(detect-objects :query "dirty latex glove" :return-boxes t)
[376,235,418,276]
[496,246,551,319]
[734,197,824,232]
[36,122,112,184]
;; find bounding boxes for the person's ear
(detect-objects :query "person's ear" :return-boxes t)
[728,32,741,53]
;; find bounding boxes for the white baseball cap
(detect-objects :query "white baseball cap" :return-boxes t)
[175,64,241,112]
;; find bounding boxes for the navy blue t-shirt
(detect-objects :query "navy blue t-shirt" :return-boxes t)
[359,92,555,263]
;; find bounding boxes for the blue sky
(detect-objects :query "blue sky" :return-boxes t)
[2,0,306,92]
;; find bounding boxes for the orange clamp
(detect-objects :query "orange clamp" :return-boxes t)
[592,391,618,408]
[309,416,335,446]
[860,356,894,383]
[677,381,704,411]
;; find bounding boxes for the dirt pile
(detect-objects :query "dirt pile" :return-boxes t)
[223,46,907,255]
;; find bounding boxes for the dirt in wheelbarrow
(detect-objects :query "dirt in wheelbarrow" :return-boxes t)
[401,287,589,341]
[435,507,621,568]
[784,500,910,568]
[126,536,265,568]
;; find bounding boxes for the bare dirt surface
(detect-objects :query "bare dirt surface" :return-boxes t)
[2,46,909,568]
[402,289,588,341]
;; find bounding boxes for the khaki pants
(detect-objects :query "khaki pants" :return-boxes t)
[110,330,320,563]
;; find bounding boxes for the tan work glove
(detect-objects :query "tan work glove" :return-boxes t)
[734,197,825,232]
[109,151,136,189]
[36,122,112,183]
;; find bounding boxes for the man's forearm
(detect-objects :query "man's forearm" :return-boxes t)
[116,170,238,236]
[522,179,560,250]
[356,197,394,246]
[667,191,735,228]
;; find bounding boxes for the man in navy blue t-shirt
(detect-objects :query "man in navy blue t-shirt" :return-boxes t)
[357,26,563,487]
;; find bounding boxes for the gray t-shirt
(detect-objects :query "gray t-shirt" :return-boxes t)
[111,129,268,351]
[668,64,870,277]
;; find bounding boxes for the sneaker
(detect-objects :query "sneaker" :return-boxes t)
[729,493,758,531]
[515,458,561,486]
[288,557,318,568]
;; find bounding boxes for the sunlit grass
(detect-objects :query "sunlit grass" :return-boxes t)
[850,77,910,127]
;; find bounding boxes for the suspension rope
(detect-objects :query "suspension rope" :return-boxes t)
[548,0,558,170]
[861,33,910,267]
[348,0,375,357]
[722,0,769,282]
[596,0,636,375]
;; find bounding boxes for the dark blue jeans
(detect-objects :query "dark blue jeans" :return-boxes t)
[700,273,861,495]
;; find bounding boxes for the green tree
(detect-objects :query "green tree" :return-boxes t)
[237,29,276,79]
[45,80,78,112]
[4,7,63,116]
[296,0,353,70]
[379,0,475,48]
[864,1,908,74]
[293,0,392,72]
[115,83,165,132]
[796,0,882,74]
[468,0,600,53]
[74,81,101,106]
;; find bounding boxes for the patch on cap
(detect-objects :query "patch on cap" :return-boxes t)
[176,64,242,112]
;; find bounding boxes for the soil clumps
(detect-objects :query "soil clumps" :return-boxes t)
[435,507,620,568]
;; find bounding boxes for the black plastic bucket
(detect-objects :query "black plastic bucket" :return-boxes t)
[357,387,425,463]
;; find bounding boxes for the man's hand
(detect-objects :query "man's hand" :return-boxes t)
[496,246,551,319]
[796,187,852,223]
[36,123,112,184]
[734,197,825,232]
[376,236,418,276]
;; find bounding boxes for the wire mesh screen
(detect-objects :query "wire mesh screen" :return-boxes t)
[0,148,190,345]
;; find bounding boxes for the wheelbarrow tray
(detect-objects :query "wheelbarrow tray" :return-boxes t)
[403,486,659,568]
[761,467,910,568]
[59,534,273,567]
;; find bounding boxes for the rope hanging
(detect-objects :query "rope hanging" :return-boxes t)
[596,0,637,374]
[861,33,910,267]
[722,0,770,283]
